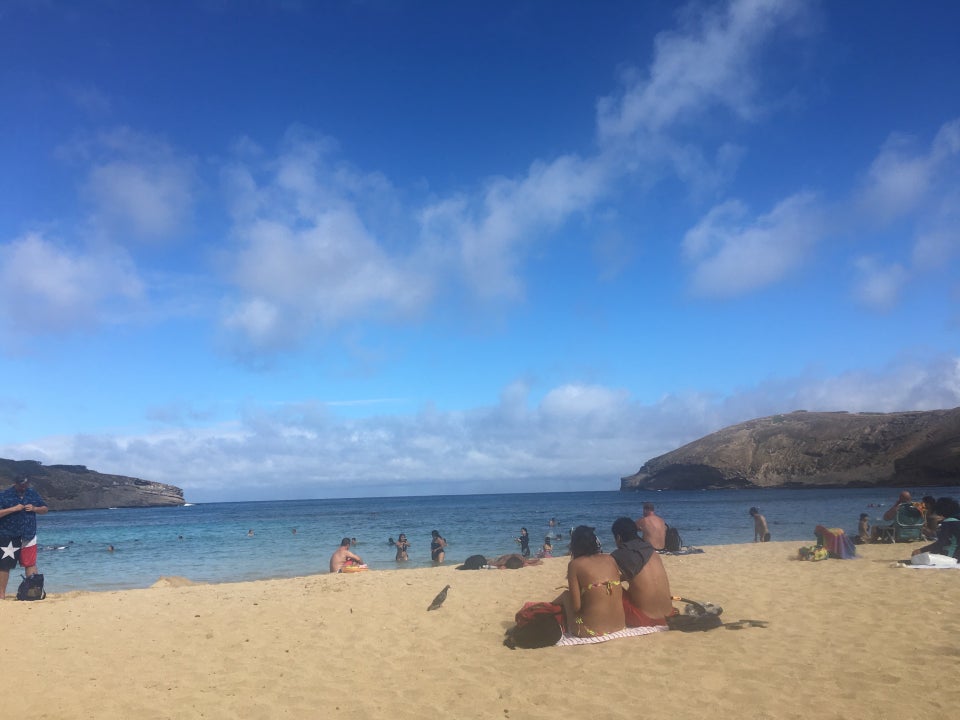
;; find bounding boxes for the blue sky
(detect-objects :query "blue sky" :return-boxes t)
[1,0,959,502]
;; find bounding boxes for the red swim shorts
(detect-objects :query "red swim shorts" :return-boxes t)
[622,596,667,627]
[19,536,38,568]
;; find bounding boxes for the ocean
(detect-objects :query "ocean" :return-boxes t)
[32,486,960,593]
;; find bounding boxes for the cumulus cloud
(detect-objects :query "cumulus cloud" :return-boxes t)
[0,232,142,341]
[5,355,958,500]
[597,0,806,140]
[852,256,908,311]
[220,131,433,352]
[419,154,611,300]
[215,0,809,352]
[77,127,197,243]
[858,119,960,224]
[682,191,822,296]
[850,118,960,310]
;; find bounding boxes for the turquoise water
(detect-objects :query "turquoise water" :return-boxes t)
[31,486,959,593]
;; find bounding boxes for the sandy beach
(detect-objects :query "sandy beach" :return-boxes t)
[5,540,959,719]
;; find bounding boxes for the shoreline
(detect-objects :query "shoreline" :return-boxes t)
[7,540,959,719]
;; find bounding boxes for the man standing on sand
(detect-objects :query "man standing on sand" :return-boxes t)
[611,517,674,626]
[750,507,771,542]
[635,502,667,551]
[0,477,48,599]
[329,537,364,573]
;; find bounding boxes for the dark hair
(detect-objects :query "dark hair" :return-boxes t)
[504,555,524,569]
[749,507,759,515]
[340,537,351,547]
[521,527,528,534]
[642,502,655,512]
[922,496,937,507]
[859,513,869,520]
[612,517,639,543]
[570,526,600,558]
[431,530,440,537]
[933,497,960,519]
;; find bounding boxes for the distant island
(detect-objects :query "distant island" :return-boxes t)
[621,407,960,491]
[0,459,185,511]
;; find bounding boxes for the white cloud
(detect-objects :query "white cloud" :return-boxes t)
[682,191,822,296]
[852,256,908,311]
[0,232,142,340]
[5,355,957,500]
[419,154,611,300]
[79,128,197,243]
[859,119,960,224]
[596,0,806,141]
[221,133,433,352]
[850,118,960,310]
[218,0,808,351]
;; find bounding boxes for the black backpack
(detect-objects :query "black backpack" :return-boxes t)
[17,573,46,601]
[457,554,487,570]
[665,525,683,552]
[666,597,723,632]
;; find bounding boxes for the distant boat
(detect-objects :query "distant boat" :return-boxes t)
[183,503,195,507]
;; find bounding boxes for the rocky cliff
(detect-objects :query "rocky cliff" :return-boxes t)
[621,408,960,491]
[0,459,185,510]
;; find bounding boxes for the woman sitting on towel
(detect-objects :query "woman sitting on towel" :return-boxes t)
[912,497,960,559]
[557,526,625,638]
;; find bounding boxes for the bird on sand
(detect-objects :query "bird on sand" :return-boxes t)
[427,585,450,611]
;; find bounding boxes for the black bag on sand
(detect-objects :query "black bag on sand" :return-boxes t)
[504,613,562,649]
[457,554,487,570]
[666,597,722,632]
[664,525,683,552]
[17,573,46,601]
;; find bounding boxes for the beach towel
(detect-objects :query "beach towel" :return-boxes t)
[555,625,667,646]
[658,547,704,556]
[909,552,958,567]
[814,526,856,559]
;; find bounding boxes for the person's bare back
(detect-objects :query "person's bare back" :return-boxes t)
[611,517,674,622]
[636,504,667,551]
[329,538,363,573]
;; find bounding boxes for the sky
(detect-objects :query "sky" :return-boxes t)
[1,0,959,502]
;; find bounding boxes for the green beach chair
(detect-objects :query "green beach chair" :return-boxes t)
[892,503,924,542]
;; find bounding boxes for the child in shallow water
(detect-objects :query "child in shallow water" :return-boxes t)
[537,536,553,558]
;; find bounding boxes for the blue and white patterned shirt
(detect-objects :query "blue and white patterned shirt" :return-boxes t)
[0,486,46,537]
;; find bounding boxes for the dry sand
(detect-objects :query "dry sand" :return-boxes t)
[5,541,959,719]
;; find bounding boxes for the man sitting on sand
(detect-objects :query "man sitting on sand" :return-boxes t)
[329,537,364,573]
[611,517,674,626]
[636,502,667,551]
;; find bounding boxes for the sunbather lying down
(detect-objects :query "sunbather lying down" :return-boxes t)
[490,554,543,569]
